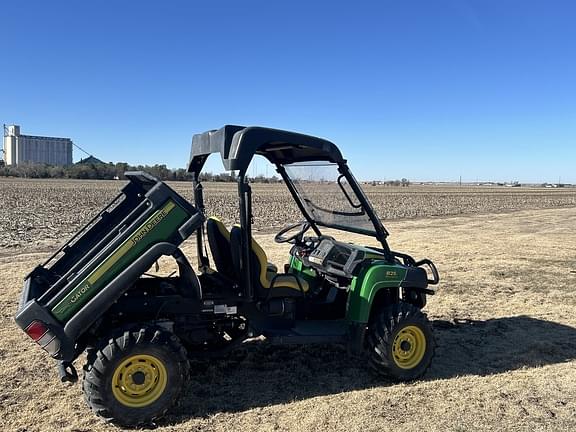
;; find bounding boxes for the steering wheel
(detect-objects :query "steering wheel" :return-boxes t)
[275,221,311,244]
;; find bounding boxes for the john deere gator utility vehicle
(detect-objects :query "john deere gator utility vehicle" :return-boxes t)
[15,125,439,426]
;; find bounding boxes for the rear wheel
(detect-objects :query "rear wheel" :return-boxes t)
[83,326,189,427]
[366,302,434,381]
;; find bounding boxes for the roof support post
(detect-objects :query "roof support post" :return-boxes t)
[237,173,254,300]
[192,174,210,270]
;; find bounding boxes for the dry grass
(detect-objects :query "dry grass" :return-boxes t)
[1,179,576,431]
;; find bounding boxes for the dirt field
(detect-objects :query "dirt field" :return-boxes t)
[1,180,576,431]
[2,178,576,249]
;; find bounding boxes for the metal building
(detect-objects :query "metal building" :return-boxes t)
[3,124,73,166]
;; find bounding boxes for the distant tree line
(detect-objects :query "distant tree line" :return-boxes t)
[0,161,281,183]
[197,172,280,183]
[0,161,188,181]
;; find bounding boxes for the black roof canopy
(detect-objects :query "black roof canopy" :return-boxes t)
[187,125,345,174]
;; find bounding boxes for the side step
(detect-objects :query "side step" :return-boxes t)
[266,320,348,345]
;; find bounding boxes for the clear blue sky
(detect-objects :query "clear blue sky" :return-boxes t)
[1,1,575,183]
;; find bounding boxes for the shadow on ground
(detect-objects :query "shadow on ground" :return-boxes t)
[167,315,576,422]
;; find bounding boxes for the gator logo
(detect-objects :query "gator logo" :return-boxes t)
[69,281,92,303]
[386,271,397,278]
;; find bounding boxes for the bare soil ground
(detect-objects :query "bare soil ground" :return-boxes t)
[2,178,576,249]
[1,200,576,431]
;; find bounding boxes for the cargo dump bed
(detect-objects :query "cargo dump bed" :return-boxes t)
[15,172,203,362]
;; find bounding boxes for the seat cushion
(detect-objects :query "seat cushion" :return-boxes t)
[267,274,309,293]
[229,226,308,296]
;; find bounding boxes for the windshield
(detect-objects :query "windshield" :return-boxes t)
[283,162,376,235]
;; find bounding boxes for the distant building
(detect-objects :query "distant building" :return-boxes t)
[3,124,73,166]
[77,155,104,165]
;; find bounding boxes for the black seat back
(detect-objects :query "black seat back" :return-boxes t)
[230,226,270,295]
[206,217,236,280]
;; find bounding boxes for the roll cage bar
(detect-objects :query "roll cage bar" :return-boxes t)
[187,125,392,300]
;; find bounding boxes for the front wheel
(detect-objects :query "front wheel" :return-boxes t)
[83,326,189,427]
[365,302,435,381]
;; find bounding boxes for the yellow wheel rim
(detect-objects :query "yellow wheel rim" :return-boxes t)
[111,354,167,407]
[392,325,427,370]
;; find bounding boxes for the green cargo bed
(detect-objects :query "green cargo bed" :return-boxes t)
[14,172,203,361]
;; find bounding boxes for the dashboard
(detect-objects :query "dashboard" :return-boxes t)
[300,238,384,279]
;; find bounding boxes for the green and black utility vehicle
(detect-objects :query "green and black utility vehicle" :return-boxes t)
[15,126,439,426]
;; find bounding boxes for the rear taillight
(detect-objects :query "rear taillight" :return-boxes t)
[24,320,61,356]
[25,320,48,341]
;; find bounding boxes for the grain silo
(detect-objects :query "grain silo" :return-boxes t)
[3,124,73,166]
